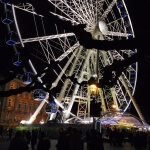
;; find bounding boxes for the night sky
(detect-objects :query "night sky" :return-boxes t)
[0,1,150,124]
[125,0,150,124]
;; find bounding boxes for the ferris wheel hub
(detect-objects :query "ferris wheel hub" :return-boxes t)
[98,21,108,35]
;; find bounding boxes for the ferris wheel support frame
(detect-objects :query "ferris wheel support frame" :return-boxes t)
[120,75,145,123]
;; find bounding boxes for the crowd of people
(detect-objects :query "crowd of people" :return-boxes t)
[105,126,150,150]
[7,128,51,150]
[1,125,150,150]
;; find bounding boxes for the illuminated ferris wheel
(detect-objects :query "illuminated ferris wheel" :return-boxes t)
[1,0,144,124]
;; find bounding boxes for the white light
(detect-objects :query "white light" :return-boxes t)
[98,21,108,35]
[40,120,44,124]
[20,120,27,124]
[20,120,32,124]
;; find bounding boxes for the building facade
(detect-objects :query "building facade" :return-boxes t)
[0,77,48,128]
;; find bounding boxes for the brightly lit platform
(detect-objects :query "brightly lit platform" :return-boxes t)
[64,111,150,130]
[94,111,150,131]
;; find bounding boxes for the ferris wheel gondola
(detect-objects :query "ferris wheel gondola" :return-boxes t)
[1,9,13,24]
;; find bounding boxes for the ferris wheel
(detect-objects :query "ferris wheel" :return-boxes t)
[1,0,144,124]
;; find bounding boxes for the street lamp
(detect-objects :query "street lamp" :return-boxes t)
[88,77,101,129]
[88,77,99,96]
[111,104,117,109]
[89,84,98,96]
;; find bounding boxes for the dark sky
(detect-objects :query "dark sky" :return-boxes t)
[0,1,150,124]
[125,0,150,124]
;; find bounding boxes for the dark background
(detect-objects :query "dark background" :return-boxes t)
[0,1,150,124]
[125,0,150,124]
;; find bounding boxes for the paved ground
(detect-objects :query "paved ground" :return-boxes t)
[0,136,135,150]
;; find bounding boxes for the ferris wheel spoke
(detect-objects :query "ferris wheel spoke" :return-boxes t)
[79,0,95,24]
[49,12,78,24]
[48,0,89,24]
[119,75,145,121]
[100,0,117,20]
[68,0,91,23]
[121,72,135,92]
[71,0,97,24]
[56,42,79,61]
[105,31,132,37]
[114,82,127,108]
[38,40,52,63]
[17,33,75,44]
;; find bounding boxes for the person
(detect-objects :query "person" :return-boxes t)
[63,127,84,150]
[147,132,150,150]
[87,129,104,150]
[8,128,13,141]
[36,131,51,150]
[56,128,65,150]
[25,130,31,145]
[31,129,38,150]
[8,131,29,150]
[0,125,4,139]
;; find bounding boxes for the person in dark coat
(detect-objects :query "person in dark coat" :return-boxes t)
[0,125,4,139]
[56,128,65,150]
[8,128,13,141]
[31,129,38,150]
[88,129,104,150]
[8,131,28,150]
[36,131,51,150]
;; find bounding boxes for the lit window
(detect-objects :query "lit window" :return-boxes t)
[14,116,18,121]
[24,103,27,112]
[26,92,28,98]
[18,102,22,111]
[8,99,11,106]
[35,105,38,110]
[6,114,9,120]
[10,84,14,89]
[29,104,32,111]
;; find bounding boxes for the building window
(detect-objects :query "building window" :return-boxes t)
[26,92,28,98]
[21,93,24,98]
[24,103,27,112]
[29,104,32,111]
[5,114,9,121]
[8,99,11,106]
[0,101,1,110]
[18,102,22,111]
[14,115,18,122]
[35,105,38,110]
[10,84,14,89]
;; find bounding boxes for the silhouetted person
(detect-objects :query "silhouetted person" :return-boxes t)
[63,127,84,150]
[37,131,51,150]
[0,125,4,139]
[147,132,150,150]
[69,128,84,150]
[56,128,65,150]
[87,129,104,150]
[31,129,38,150]
[25,130,31,145]
[8,131,28,150]
[8,128,13,141]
